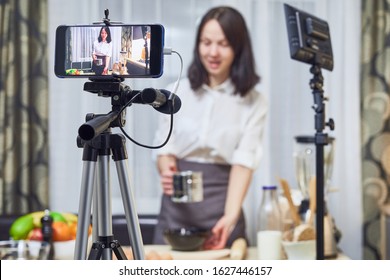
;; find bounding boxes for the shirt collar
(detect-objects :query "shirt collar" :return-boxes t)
[201,79,234,94]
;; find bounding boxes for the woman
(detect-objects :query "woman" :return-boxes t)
[92,26,112,75]
[153,6,267,249]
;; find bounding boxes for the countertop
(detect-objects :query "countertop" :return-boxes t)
[120,245,349,260]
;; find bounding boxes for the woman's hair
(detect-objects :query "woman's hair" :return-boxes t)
[188,6,260,96]
[98,26,112,43]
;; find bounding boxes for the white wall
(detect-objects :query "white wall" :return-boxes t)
[48,0,362,259]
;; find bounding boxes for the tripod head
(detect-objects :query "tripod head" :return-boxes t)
[309,64,335,133]
[78,78,181,142]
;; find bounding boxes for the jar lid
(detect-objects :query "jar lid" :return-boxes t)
[262,185,277,190]
[295,136,315,143]
[295,135,335,143]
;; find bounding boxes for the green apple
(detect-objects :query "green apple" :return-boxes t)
[9,214,34,240]
[49,211,67,223]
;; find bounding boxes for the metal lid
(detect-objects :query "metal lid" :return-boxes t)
[295,136,315,143]
[262,185,277,190]
[295,135,335,143]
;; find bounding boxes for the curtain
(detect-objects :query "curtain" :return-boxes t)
[0,0,49,214]
[361,0,390,260]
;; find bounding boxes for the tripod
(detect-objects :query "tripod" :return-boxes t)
[73,80,145,260]
[310,64,335,260]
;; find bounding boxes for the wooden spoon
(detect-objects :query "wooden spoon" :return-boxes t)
[278,178,301,226]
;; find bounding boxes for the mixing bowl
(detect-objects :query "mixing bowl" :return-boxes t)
[163,228,210,251]
[282,240,316,260]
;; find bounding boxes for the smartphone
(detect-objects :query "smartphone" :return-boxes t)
[54,24,165,78]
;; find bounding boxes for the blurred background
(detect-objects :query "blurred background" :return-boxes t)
[1,0,389,260]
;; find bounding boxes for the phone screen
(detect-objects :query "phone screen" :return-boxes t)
[54,24,164,78]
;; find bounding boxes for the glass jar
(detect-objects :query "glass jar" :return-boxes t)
[257,186,283,232]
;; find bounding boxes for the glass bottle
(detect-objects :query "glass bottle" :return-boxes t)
[257,185,283,232]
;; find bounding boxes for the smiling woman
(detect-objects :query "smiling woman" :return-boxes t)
[152,6,266,250]
[198,19,235,87]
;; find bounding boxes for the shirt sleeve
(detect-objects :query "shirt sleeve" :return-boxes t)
[106,42,112,57]
[231,91,268,170]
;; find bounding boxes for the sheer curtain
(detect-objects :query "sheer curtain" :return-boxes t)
[48,0,362,259]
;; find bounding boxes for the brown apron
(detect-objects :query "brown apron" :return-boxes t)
[153,160,247,247]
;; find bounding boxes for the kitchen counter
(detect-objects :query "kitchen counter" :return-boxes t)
[121,245,350,260]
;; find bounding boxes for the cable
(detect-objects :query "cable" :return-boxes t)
[167,49,183,95]
[119,107,174,150]
[118,48,183,149]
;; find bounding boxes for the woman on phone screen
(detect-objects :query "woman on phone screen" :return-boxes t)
[92,26,112,75]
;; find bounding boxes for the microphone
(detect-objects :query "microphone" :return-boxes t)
[140,88,181,114]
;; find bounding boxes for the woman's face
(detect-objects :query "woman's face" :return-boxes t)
[100,28,108,41]
[198,19,234,86]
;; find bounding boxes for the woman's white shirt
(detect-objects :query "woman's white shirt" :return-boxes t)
[153,78,267,170]
[93,40,112,57]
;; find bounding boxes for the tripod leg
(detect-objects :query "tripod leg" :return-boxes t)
[88,241,104,260]
[95,154,114,260]
[111,241,127,260]
[74,160,96,260]
[88,238,127,260]
[115,159,145,260]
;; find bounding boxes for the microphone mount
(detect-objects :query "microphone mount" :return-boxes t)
[79,78,180,143]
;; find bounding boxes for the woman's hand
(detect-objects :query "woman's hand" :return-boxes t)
[157,155,177,195]
[203,165,253,249]
[203,214,238,250]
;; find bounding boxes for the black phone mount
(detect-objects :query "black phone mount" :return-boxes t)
[93,9,123,26]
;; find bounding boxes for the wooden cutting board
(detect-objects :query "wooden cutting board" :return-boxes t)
[145,245,231,260]
[168,249,231,260]
[121,245,231,260]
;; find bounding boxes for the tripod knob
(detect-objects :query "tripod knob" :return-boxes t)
[326,118,335,130]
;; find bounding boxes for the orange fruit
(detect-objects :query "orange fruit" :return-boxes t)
[52,221,72,241]
[69,222,77,240]
[68,222,92,240]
